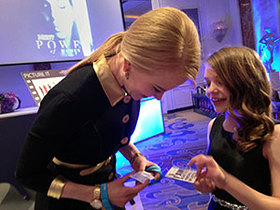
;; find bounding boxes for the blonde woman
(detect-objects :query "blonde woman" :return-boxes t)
[189,46,280,210]
[16,7,201,210]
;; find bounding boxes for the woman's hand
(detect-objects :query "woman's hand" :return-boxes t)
[193,177,216,194]
[131,153,161,180]
[188,154,227,189]
[118,143,161,182]
[107,172,149,207]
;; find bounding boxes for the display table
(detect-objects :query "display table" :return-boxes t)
[0,107,38,200]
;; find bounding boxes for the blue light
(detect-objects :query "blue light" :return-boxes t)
[252,0,280,72]
[131,97,164,143]
[116,97,164,173]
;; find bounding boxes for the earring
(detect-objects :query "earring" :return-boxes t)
[125,71,129,80]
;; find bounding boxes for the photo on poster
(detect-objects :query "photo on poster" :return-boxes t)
[0,0,124,65]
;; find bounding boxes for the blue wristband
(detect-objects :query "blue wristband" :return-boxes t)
[145,165,163,186]
[100,183,113,210]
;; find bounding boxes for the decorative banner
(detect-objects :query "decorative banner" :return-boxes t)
[21,70,67,106]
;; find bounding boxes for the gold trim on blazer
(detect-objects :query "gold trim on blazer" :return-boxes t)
[52,156,113,176]
[47,175,66,199]
[93,55,126,107]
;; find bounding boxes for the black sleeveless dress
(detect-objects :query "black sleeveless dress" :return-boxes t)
[207,114,271,209]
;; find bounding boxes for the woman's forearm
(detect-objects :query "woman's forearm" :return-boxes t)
[223,172,280,210]
[119,142,141,162]
[61,180,94,203]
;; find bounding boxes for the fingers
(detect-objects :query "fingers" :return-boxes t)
[153,172,160,180]
[197,167,207,179]
[188,154,219,193]
[126,179,149,195]
[188,154,218,172]
[145,165,163,185]
[194,177,215,194]
[188,153,204,166]
[188,154,208,166]
[117,171,150,189]
[118,171,135,183]
[107,175,146,207]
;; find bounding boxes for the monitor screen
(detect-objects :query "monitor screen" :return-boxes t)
[0,0,124,65]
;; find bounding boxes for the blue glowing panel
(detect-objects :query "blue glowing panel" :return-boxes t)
[131,97,164,143]
[116,97,164,172]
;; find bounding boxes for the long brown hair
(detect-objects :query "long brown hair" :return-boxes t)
[207,46,274,152]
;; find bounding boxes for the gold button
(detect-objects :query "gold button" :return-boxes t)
[121,137,129,144]
[122,114,130,123]
[123,95,131,104]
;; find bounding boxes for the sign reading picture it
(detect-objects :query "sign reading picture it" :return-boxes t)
[21,70,67,106]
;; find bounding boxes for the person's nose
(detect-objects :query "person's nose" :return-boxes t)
[206,83,218,96]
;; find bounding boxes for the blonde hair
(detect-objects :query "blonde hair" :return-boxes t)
[207,46,274,152]
[69,7,201,81]
[68,32,124,73]
[121,7,200,81]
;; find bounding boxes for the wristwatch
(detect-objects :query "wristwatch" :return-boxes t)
[90,185,103,209]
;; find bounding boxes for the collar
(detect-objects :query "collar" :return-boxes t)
[93,55,126,107]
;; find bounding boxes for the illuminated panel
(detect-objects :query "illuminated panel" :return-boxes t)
[252,0,280,72]
[131,97,164,143]
[116,96,164,171]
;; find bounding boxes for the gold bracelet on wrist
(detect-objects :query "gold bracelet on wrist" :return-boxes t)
[130,152,144,165]
[90,185,103,209]
[47,175,67,199]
